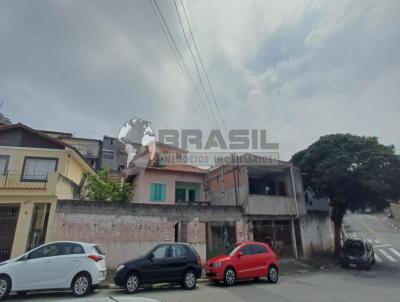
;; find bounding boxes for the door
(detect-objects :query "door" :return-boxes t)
[251,244,269,277]
[0,205,19,262]
[141,245,171,283]
[16,242,82,290]
[235,245,257,279]
[166,244,189,281]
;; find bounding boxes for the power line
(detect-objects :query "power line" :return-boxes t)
[179,0,227,133]
[172,0,223,132]
[148,0,213,129]
[148,0,218,129]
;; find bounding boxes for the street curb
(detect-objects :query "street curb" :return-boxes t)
[97,261,339,289]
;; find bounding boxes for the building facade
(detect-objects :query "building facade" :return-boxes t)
[205,160,307,258]
[0,124,95,261]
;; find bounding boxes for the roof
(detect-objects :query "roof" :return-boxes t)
[0,123,96,174]
[40,129,73,137]
[147,164,207,174]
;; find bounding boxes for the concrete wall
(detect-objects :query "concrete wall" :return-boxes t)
[131,169,204,204]
[300,211,334,257]
[390,202,400,221]
[245,195,306,216]
[49,200,243,268]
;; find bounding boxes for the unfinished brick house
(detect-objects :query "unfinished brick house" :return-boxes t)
[205,159,307,258]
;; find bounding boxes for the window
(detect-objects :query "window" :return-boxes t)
[92,245,106,255]
[110,139,114,145]
[152,245,169,259]
[61,243,85,255]
[22,157,58,181]
[0,155,9,174]
[175,188,186,202]
[242,245,253,256]
[103,151,114,159]
[188,189,196,201]
[150,183,166,202]
[170,245,186,258]
[252,244,267,254]
[28,243,60,259]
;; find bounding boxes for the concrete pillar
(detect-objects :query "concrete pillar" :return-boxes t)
[291,218,299,259]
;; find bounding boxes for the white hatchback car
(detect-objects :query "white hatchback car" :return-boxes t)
[0,241,106,301]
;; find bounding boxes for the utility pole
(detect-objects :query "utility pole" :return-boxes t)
[290,165,299,260]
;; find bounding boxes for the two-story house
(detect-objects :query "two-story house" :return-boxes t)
[0,123,96,261]
[205,157,307,258]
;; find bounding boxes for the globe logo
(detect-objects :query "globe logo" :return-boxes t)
[118,117,156,170]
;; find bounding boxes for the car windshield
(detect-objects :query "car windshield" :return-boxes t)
[343,241,365,257]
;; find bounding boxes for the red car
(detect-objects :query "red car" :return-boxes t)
[206,241,279,286]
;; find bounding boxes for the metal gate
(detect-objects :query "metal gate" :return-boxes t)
[253,219,302,258]
[0,206,20,262]
[206,221,236,259]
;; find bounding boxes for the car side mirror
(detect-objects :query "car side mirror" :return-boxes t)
[238,251,244,257]
[148,253,155,261]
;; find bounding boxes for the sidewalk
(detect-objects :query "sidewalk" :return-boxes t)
[99,255,338,289]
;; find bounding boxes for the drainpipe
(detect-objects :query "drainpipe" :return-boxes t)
[290,166,299,260]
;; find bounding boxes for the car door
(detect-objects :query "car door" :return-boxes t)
[54,242,87,288]
[251,244,269,277]
[236,244,256,279]
[165,244,189,281]
[16,242,83,290]
[140,244,171,283]
[15,243,61,290]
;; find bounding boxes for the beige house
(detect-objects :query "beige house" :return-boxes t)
[0,123,95,261]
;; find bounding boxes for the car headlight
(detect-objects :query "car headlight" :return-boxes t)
[214,262,222,268]
[116,264,125,272]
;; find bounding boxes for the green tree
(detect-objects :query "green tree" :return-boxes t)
[82,168,130,202]
[291,134,400,254]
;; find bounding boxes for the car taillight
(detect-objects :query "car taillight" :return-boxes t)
[88,255,103,262]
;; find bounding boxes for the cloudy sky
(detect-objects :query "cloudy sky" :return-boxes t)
[1,0,399,159]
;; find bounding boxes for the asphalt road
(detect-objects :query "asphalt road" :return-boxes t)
[6,213,400,302]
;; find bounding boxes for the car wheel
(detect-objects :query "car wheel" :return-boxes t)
[267,266,279,283]
[182,270,197,290]
[224,268,236,286]
[0,276,11,301]
[125,273,140,294]
[72,273,92,297]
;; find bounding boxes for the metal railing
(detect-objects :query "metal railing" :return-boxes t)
[0,171,48,189]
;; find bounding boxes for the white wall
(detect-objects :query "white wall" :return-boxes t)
[300,211,334,257]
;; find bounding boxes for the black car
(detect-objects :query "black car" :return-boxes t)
[114,243,202,293]
[340,238,375,270]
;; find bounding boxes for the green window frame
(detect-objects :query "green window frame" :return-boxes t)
[150,183,166,202]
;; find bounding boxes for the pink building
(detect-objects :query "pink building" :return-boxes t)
[130,164,207,204]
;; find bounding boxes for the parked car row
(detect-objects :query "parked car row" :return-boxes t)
[0,240,280,301]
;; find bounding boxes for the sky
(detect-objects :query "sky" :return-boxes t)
[0,0,399,160]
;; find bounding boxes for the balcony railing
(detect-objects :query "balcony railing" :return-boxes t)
[0,171,48,189]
